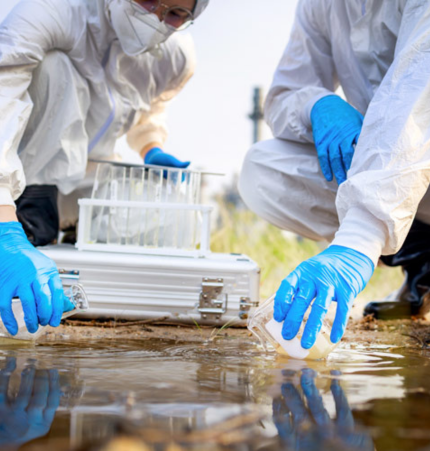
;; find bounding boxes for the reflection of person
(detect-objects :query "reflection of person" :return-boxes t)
[0,357,62,448]
[273,369,374,450]
[239,1,430,350]
[0,0,210,336]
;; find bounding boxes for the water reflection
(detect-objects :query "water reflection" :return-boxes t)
[0,340,429,450]
[273,368,374,451]
[0,357,63,449]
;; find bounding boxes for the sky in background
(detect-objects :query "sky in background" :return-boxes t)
[0,0,300,186]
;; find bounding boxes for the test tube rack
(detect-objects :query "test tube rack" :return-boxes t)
[76,162,212,258]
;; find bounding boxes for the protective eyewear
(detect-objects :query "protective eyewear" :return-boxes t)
[131,0,194,31]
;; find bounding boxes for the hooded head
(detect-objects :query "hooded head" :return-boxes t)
[193,0,210,18]
[106,0,210,57]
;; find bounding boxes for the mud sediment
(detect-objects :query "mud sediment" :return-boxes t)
[39,317,430,351]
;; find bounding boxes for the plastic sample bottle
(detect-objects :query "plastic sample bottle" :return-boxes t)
[248,294,338,360]
[0,284,89,342]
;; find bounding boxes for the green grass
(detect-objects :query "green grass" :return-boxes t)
[211,202,403,308]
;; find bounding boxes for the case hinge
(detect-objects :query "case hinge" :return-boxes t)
[199,278,228,320]
[239,297,259,320]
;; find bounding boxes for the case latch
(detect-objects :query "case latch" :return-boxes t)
[239,297,259,320]
[199,278,228,320]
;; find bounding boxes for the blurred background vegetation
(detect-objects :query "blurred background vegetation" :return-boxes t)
[211,199,403,318]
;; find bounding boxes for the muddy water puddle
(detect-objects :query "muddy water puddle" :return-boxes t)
[1,338,430,451]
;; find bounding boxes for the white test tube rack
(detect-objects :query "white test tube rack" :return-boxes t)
[77,198,213,258]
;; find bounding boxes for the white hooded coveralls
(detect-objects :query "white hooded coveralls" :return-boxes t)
[239,0,430,266]
[0,0,202,209]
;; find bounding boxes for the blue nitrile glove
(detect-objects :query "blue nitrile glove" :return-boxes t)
[0,222,72,335]
[274,245,374,349]
[144,147,190,169]
[310,95,364,185]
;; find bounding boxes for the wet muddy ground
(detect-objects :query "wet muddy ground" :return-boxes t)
[1,318,430,451]
[47,316,430,349]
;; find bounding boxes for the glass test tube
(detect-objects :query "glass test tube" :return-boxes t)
[191,172,202,247]
[145,168,162,248]
[162,169,182,249]
[181,171,197,250]
[126,167,145,246]
[90,163,111,244]
[107,166,127,245]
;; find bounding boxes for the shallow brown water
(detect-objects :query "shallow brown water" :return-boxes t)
[1,338,430,451]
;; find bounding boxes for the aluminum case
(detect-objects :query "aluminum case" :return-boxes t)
[41,245,260,327]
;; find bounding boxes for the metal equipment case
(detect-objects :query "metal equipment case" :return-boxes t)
[40,162,261,326]
[42,245,260,327]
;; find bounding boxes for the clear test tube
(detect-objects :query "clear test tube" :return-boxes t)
[181,171,197,250]
[168,169,183,202]
[126,167,145,246]
[90,163,111,244]
[107,166,127,245]
[191,172,201,204]
[193,210,202,250]
[91,163,112,199]
[177,172,189,248]
[190,172,201,248]
[145,168,162,247]
[137,167,150,246]
[150,167,163,202]
[184,171,194,205]
[157,168,168,248]
[162,169,182,248]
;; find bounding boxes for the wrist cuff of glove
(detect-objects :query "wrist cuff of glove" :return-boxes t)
[328,244,375,271]
[332,207,386,266]
[144,147,163,164]
[0,221,26,237]
[307,93,339,126]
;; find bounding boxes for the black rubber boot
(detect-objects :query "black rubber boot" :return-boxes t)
[16,185,59,247]
[364,219,430,320]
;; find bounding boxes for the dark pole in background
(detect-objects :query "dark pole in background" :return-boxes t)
[248,87,264,144]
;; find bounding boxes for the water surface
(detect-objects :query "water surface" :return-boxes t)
[1,338,429,450]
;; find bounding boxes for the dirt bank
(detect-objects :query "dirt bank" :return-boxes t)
[39,316,430,351]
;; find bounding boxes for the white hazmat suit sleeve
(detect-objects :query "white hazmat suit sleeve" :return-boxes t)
[264,0,337,144]
[0,0,74,207]
[127,99,170,151]
[127,34,196,154]
[332,1,430,266]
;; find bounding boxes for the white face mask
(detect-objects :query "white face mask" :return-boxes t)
[107,0,174,57]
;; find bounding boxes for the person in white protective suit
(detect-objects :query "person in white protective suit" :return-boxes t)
[239,0,430,349]
[0,0,210,336]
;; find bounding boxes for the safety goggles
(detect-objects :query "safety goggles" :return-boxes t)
[130,0,194,31]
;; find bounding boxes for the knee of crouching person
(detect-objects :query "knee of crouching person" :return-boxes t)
[238,144,267,216]
[32,51,72,87]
